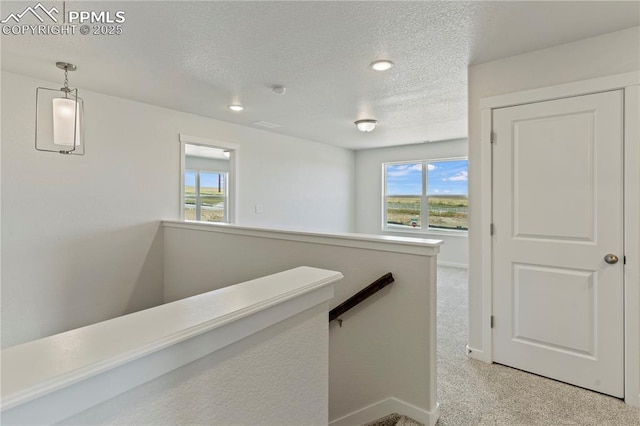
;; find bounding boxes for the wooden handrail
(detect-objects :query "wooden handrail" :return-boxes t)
[329,272,394,323]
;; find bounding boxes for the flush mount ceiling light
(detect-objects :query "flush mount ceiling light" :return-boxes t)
[35,62,84,155]
[370,60,394,71]
[228,105,244,112]
[355,119,378,132]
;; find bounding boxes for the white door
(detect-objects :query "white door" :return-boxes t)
[492,90,624,397]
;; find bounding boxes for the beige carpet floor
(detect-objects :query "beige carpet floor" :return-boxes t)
[436,265,640,425]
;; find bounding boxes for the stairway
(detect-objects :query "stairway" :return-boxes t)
[363,413,424,426]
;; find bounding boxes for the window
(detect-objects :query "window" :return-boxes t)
[383,158,468,232]
[180,135,238,223]
[184,170,228,222]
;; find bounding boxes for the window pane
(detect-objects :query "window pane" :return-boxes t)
[427,160,468,230]
[200,172,225,222]
[184,171,197,220]
[385,163,422,228]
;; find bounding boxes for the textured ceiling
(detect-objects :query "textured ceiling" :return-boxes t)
[1,1,638,150]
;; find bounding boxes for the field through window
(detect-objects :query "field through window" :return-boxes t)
[185,170,227,222]
[384,159,468,231]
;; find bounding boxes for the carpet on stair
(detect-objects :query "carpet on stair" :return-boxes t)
[362,412,424,426]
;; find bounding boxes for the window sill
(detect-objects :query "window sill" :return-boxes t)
[382,226,468,237]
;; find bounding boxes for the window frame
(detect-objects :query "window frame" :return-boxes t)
[179,134,239,223]
[382,156,468,235]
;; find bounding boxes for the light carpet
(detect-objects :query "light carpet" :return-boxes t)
[436,265,640,425]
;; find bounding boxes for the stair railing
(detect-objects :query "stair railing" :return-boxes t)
[329,272,394,326]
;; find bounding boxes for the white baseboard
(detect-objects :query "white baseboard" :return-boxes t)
[437,261,468,269]
[625,393,640,408]
[329,397,440,426]
[466,345,491,363]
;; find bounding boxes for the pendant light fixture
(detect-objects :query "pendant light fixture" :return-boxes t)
[35,62,84,155]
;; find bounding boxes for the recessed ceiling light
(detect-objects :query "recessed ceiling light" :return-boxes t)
[228,105,244,112]
[271,85,287,95]
[370,60,394,71]
[355,119,378,132]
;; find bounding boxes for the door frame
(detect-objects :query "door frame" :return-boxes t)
[477,71,640,406]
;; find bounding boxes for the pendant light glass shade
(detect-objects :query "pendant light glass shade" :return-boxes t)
[35,63,84,155]
[52,97,81,146]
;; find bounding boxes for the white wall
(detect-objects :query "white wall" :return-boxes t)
[1,71,355,348]
[163,222,440,425]
[467,27,640,353]
[62,305,329,426]
[355,139,468,267]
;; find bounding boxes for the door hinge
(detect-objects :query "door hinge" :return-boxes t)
[490,223,495,235]
[624,255,626,265]
[490,131,495,144]
[490,315,494,328]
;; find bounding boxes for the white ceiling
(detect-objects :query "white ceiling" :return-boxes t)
[2,1,638,150]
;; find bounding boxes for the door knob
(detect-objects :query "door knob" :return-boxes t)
[604,254,619,264]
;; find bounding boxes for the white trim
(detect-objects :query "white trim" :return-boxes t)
[421,160,428,229]
[178,134,240,223]
[329,397,440,426]
[1,267,341,419]
[437,261,468,269]
[383,228,468,238]
[466,345,490,363]
[477,72,640,405]
[419,229,468,237]
[624,85,640,408]
[163,221,442,256]
[480,107,493,364]
[480,71,640,109]
[179,139,186,219]
[179,134,240,151]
